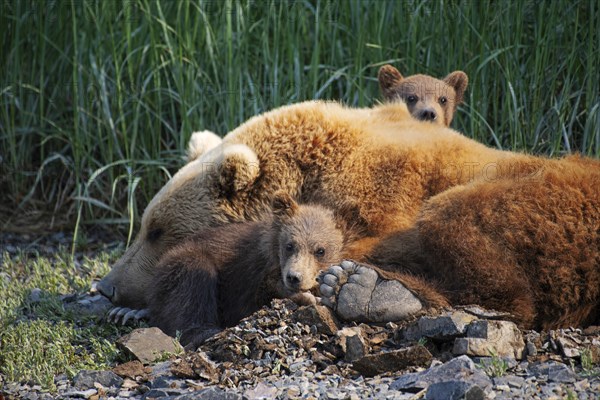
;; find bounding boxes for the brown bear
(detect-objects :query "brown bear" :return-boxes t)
[319,156,600,330]
[140,193,365,348]
[378,64,468,126]
[97,100,600,331]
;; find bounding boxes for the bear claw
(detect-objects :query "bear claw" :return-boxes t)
[318,260,423,322]
[107,307,149,325]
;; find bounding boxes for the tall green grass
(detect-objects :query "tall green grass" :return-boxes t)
[1,0,599,237]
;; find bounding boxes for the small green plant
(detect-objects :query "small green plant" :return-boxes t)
[565,387,577,400]
[479,349,510,378]
[581,348,594,372]
[417,337,428,347]
[580,348,600,377]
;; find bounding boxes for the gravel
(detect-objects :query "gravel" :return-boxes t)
[2,232,600,400]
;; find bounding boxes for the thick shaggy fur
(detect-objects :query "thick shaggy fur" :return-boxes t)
[98,100,600,330]
[370,156,600,329]
[148,195,363,347]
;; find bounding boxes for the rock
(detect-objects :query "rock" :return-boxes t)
[112,360,152,380]
[556,336,580,358]
[337,327,368,362]
[403,311,476,341]
[29,288,43,303]
[352,345,432,377]
[66,294,114,316]
[453,320,525,359]
[73,370,124,390]
[171,352,219,382]
[116,327,182,364]
[292,304,340,335]
[142,389,169,398]
[425,380,486,400]
[529,361,577,383]
[243,382,279,399]
[390,355,492,393]
[493,375,525,388]
[461,306,513,320]
[172,387,243,399]
[59,388,98,398]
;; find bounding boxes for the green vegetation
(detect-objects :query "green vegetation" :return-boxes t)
[0,250,133,390]
[479,349,510,378]
[1,0,598,241]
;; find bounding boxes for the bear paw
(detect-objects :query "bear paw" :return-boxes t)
[318,260,423,322]
[107,306,149,325]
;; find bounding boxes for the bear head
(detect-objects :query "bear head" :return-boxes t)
[271,192,364,294]
[378,64,468,127]
[96,139,262,309]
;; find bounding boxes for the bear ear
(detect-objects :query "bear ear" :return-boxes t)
[214,144,260,196]
[443,71,469,106]
[378,64,404,100]
[272,192,299,220]
[187,130,223,162]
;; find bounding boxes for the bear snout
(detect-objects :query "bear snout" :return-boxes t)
[285,271,303,290]
[418,108,437,122]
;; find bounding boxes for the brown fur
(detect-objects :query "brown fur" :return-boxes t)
[378,64,468,126]
[147,194,365,347]
[369,157,600,329]
[98,100,600,330]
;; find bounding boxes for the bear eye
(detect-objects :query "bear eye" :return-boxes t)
[407,95,418,104]
[439,96,448,105]
[147,228,163,242]
[315,247,326,258]
[285,242,295,253]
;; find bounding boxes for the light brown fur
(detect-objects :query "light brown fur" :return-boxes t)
[378,64,468,126]
[97,100,600,329]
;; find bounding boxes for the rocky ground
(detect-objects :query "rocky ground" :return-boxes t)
[2,233,600,399]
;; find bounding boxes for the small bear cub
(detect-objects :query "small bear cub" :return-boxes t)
[378,64,468,127]
[146,193,364,348]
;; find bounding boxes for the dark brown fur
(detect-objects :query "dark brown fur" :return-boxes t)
[148,194,366,348]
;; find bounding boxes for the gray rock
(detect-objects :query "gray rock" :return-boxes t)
[529,361,577,383]
[243,382,279,399]
[390,355,492,393]
[337,327,368,362]
[526,340,537,356]
[453,320,525,359]
[29,288,43,303]
[72,370,123,390]
[404,311,476,341]
[353,346,432,377]
[65,294,114,316]
[557,336,580,358]
[493,375,525,388]
[117,327,182,364]
[59,388,98,398]
[143,389,170,398]
[425,380,486,400]
[172,387,243,399]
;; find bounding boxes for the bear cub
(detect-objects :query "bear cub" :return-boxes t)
[378,64,468,127]
[147,193,364,349]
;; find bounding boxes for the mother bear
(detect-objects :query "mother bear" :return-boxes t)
[97,100,600,330]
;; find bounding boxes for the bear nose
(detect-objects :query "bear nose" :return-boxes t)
[418,109,437,121]
[286,271,302,289]
[96,278,115,301]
